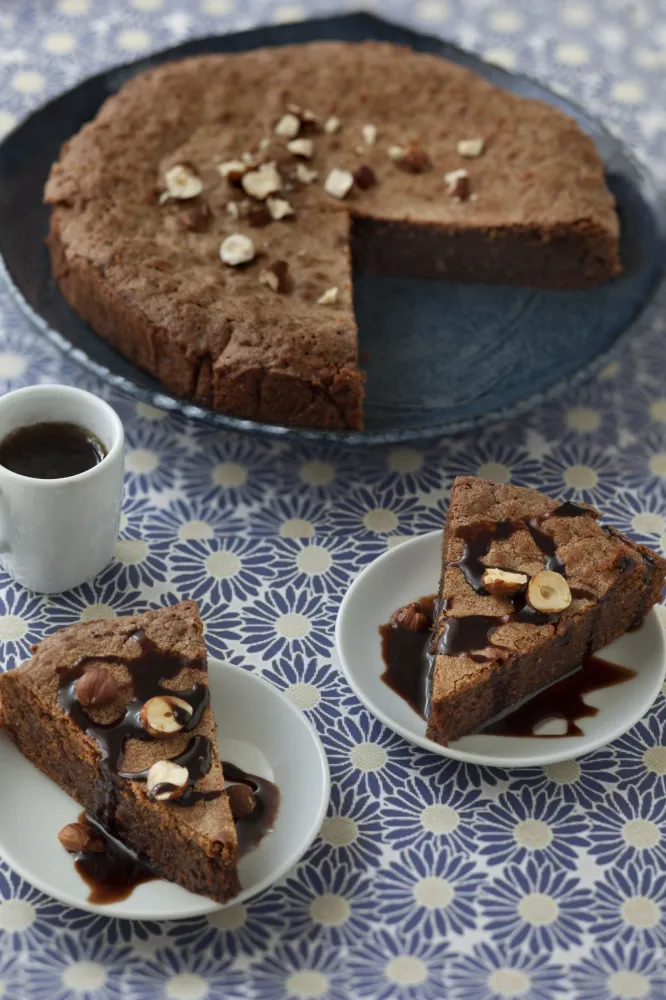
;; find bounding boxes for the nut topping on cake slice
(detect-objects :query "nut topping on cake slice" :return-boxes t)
[427,477,666,745]
[0,601,241,902]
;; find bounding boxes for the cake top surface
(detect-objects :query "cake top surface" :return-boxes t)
[45,41,619,374]
[10,601,236,848]
[433,476,659,674]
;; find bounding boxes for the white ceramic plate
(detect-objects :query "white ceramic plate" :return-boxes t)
[0,658,330,919]
[335,530,666,768]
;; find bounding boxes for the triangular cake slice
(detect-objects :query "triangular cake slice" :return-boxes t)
[428,477,666,745]
[0,601,240,902]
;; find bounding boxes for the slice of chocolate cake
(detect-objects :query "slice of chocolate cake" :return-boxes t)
[0,601,240,902]
[427,477,666,744]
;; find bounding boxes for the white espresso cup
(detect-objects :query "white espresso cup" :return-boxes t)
[0,385,124,593]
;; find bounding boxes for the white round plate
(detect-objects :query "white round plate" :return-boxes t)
[0,658,330,919]
[335,530,666,768]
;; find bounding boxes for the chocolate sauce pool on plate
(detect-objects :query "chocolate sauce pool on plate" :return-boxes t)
[72,812,158,906]
[484,655,636,737]
[379,595,436,717]
[381,613,635,738]
[224,762,280,856]
[68,760,280,905]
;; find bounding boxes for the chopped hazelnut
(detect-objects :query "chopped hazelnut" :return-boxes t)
[146,760,189,801]
[58,821,104,854]
[140,695,193,738]
[457,137,485,158]
[394,141,431,173]
[163,164,203,200]
[227,783,255,819]
[444,168,471,201]
[76,667,118,708]
[389,602,429,632]
[482,567,528,597]
[218,159,247,185]
[295,163,318,184]
[362,123,377,145]
[259,260,290,293]
[324,116,342,134]
[317,286,339,305]
[388,144,405,161]
[266,196,294,220]
[324,168,354,200]
[287,138,314,159]
[220,233,255,266]
[274,112,301,139]
[241,162,282,200]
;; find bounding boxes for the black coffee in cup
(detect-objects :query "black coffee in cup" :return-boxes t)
[0,422,106,479]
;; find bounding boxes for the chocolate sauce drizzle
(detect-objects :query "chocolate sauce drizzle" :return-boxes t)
[442,501,592,657]
[70,758,280,905]
[380,595,437,718]
[380,498,645,738]
[380,604,636,738]
[224,762,281,856]
[71,812,158,906]
[57,629,281,903]
[484,653,636,738]
[57,629,214,830]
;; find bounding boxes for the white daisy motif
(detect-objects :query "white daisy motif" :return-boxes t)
[592,862,666,948]
[126,947,243,998]
[269,536,356,595]
[248,940,347,1000]
[19,932,130,999]
[445,942,566,999]
[618,429,666,501]
[612,715,666,794]
[247,495,328,538]
[569,940,666,1000]
[348,930,448,999]
[181,435,281,507]
[309,786,383,870]
[444,435,541,489]
[538,441,621,505]
[0,583,46,671]
[170,535,275,604]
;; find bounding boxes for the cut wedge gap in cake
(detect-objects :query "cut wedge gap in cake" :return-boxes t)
[427,476,666,745]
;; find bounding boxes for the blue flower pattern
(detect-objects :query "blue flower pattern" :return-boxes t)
[0,1,665,997]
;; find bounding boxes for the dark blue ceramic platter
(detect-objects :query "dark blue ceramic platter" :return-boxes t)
[0,13,664,445]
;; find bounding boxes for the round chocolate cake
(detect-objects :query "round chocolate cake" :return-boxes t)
[45,42,620,430]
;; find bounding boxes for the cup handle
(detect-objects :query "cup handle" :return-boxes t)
[0,490,10,554]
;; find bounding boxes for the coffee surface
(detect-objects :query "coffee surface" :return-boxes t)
[0,421,106,479]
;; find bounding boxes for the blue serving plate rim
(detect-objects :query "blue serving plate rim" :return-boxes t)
[0,11,664,447]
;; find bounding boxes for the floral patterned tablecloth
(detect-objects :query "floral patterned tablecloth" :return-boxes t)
[1,1,666,998]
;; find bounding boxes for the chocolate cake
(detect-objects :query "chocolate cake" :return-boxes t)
[44,42,621,431]
[427,477,665,744]
[0,601,240,902]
